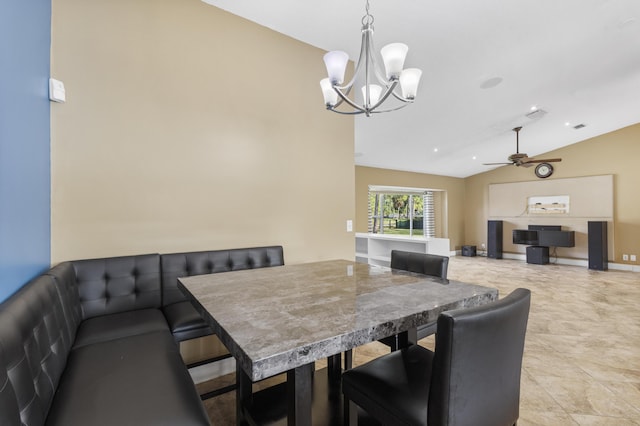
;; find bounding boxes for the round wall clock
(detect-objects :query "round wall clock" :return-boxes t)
[535,162,554,178]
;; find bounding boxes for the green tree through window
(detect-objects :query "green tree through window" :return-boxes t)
[368,187,436,237]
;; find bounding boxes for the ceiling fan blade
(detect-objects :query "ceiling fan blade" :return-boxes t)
[483,162,513,166]
[521,158,562,164]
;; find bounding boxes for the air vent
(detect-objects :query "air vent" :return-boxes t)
[573,123,586,129]
[525,109,547,120]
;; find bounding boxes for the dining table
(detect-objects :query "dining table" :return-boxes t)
[178,259,498,426]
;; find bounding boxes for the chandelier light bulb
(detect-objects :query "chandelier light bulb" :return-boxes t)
[400,68,422,99]
[320,78,338,106]
[380,43,408,80]
[323,51,349,85]
[362,84,383,106]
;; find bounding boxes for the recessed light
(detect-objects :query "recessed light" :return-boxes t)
[525,109,547,120]
[472,156,477,160]
[434,148,438,153]
[565,122,571,126]
[530,106,538,111]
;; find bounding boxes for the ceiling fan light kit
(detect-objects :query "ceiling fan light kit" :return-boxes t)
[319,0,422,116]
[483,126,562,171]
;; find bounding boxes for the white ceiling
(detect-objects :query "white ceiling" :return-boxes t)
[202,0,640,178]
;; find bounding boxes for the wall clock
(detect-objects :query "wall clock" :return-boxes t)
[535,162,554,178]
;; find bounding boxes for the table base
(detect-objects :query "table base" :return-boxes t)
[238,367,379,426]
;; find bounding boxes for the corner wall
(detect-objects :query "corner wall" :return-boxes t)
[50,0,355,264]
[0,0,51,302]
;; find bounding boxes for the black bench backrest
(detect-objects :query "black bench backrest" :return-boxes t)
[49,254,162,321]
[161,246,284,305]
[0,275,73,426]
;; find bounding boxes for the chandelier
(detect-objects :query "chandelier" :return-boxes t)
[320,0,422,116]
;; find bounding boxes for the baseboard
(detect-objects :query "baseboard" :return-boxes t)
[188,356,236,384]
[472,251,639,272]
[608,263,640,272]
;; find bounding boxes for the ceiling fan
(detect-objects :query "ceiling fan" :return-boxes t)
[483,127,562,168]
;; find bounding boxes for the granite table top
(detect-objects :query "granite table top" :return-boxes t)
[178,259,498,382]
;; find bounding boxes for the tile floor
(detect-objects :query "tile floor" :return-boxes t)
[197,256,640,425]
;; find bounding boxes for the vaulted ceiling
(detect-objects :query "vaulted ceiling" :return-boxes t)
[203,0,640,177]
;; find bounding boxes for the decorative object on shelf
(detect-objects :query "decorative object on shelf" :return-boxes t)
[535,162,554,178]
[528,195,569,214]
[319,0,422,116]
[483,126,562,167]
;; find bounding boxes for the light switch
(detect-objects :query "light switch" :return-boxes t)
[346,220,353,232]
[49,78,66,103]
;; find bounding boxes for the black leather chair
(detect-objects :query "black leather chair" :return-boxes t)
[390,250,449,280]
[380,250,450,349]
[343,288,531,426]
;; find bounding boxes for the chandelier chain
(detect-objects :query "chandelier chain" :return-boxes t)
[362,0,374,26]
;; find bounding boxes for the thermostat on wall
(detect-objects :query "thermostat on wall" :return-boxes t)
[49,78,66,103]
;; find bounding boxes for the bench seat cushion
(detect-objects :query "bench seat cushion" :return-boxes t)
[72,308,170,349]
[46,331,209,426]
[162,301,212,342]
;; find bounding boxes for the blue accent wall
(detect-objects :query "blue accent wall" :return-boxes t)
[0,0,51,302]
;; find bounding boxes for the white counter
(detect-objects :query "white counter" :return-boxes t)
[355,233,452,267]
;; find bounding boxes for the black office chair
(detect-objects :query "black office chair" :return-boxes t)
[343,288,531,426]
[380,250,450,349]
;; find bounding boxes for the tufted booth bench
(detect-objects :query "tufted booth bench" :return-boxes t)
[0,246,283,426]
[161,246,285,344]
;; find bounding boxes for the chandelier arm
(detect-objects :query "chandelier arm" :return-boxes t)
[363,25,389,84]
[327,107,366,115]
[369,102,411,114]
[327,104,409,115]
[363,26,372,107]
[331,96,346,109]
[390,90,414,103]
[368,80,400,111]
[333,87,367,113]
[331,76,357,110]
[337,29,370,92]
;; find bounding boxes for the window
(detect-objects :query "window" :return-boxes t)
[368,186,438,237]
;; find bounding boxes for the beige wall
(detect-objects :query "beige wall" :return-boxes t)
[355,166,466,250]
[464,123,640,264]
[50,0,355,264]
